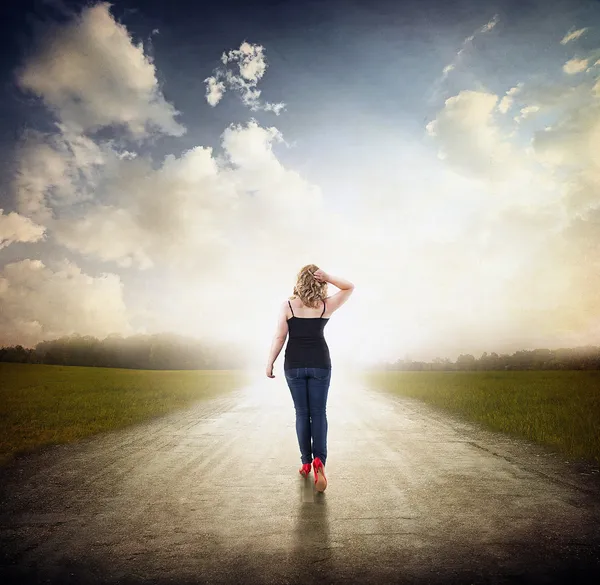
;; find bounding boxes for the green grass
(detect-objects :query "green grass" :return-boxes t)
[362,370,600,464]
[0,363,250,466]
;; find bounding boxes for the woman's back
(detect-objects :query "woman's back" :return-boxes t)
[284,298,331,369]
[286,296,332,319]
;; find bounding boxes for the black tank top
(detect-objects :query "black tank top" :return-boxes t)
[284,299,332,370]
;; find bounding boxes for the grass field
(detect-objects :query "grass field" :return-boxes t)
[362,370,600,465]
[0,363,250,466]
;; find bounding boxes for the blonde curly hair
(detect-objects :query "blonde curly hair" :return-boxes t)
[289,264,328,309]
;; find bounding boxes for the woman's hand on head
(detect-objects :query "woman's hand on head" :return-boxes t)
[313,269,328,282]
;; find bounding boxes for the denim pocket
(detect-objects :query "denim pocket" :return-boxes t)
[313,368,331,381]
[284,368,301,380]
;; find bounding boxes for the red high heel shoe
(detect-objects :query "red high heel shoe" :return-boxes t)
[312,457,327,492]
[299,463,312,478]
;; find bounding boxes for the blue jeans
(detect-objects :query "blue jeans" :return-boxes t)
[284,367,332,466]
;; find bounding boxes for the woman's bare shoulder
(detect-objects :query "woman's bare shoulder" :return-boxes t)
[283,297,296,318]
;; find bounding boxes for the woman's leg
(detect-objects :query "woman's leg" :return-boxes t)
[284,368,312,465]
[307,368,331,466]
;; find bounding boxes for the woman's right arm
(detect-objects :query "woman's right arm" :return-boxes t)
[315,270,354,312]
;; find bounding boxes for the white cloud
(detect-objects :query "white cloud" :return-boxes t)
[205,76,226,106]
[497,96,512,114]
[17,2,185,138]
[416,78,600,357]
[437,14,499,85]
[560,27,589,44]
[204,41,285,114]
[426,90,516,179]
[0,259,131,347]
[31,118,344,357]
[497,83,523,114]
[13,132,71,222]
[263,102,286,115]
[221,120,284,169]
[52,144,233,272]
[54,206,154,269]
[530,94,600,229]
[506,77,600,345]
[498,81,592,133]
[532,103,600,171]
[0,210,46,250]
[49,121,326,279]
[13,125,108,223]
[52,121,322,273]
[563,57,589,74]
[514,104,541,123]
[479,14,499,33]
[227,41,267,82]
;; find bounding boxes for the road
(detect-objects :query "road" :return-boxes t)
[1,372,600,584]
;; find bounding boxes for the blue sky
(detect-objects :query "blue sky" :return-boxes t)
[1,0,600,366]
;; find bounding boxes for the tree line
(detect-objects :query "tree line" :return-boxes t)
[376,346,600,371]
[0,333,248,370]
[3,336,600,371]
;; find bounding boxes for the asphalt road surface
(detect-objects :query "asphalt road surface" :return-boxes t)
[1,372,600,585]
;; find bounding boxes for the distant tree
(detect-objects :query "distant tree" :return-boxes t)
[456,354,476,370]
[0,333,248,370]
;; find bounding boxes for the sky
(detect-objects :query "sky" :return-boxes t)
[1,0,600,368]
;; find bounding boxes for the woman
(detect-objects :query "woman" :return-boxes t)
[266,264,354,492]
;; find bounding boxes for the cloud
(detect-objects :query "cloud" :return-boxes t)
[560,27,589,44]
[16,2,185,138]
[54,205,154,269]
[416,63,600,357]
[221,120,284,168]
[425,90,517,179]
[23,118,343,358]
[479,14,499,33]
[563,57,589,74]
[530,91,600,227]
[50,120,326,276]
[13,125,106,223]
[205,76,226,106]
[0,259,131,347]
[204,41,285,114]
[513,104,540,123]
[497,83,523,114]
[51,143,234,272]
[532,101,600,171]
[0,210,46,250]
[496,80,593,132]
[487,72,600,351]
[225,41,267,81]
[435,14,499,88]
